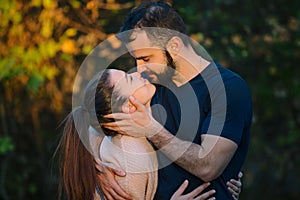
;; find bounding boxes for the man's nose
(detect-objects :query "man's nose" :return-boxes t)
[137,64,147,74]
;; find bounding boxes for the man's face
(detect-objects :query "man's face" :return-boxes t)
[126,31,176,84]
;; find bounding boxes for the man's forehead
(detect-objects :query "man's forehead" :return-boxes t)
[125,32,164,58]
[125,30,153,51]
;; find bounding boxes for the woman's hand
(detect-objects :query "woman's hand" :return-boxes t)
[94,159,132,200]
[171,180,216,200]
[226,171,243,200]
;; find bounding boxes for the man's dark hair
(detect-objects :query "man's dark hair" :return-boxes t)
[120,1,187,34]
[118,1,190,47]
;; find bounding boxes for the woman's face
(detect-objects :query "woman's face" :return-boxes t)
[109,69,156,105]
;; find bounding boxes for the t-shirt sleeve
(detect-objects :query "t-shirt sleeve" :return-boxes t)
[201,77,252,145]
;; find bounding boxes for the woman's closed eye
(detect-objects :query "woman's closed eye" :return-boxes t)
[125,73,133,84]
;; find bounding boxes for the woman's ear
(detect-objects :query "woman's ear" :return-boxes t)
[121,101,136,113]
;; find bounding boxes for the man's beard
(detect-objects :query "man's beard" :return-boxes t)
[141,50,176,86]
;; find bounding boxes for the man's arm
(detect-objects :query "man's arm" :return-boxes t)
[148,127,237,181]
[104,96,237,182]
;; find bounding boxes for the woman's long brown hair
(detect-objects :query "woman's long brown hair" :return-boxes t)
[55,70,127,199]
[57,109,97,200]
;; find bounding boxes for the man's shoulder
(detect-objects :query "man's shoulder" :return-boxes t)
[213,61,247,83]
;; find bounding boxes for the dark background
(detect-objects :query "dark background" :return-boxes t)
[0,0,299,199]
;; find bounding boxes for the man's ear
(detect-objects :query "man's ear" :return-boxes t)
[167,36,183,56]
[121,101,137,113]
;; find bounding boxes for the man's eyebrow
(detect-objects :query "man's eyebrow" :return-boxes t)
[125,73,129,82]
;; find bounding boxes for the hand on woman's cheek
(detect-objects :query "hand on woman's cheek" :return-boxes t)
[131,86,152,105]
[122,102,137,114]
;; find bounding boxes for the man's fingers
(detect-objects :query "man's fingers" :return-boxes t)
[104,113,131,119]
[100,178,132,200]
[110,167,126,177]
[108,187,131,200]
[95,158,102,165]
[100,162,125,176]
[113,186,132,200]
[103,120,133,129]
[129,96,145,111]
[102,123,128,134]
[94,159,103,172]
[103,121,124,128]
[101,189,114,200]
[101,123,118,130]
[97,172,132,200]
[104,188,122,200]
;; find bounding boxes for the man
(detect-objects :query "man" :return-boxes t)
[98,2,251,199]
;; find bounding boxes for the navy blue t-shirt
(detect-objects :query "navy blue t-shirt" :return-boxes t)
[151,62,252,199]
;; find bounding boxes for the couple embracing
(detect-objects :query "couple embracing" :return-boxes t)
[57,2,252,200]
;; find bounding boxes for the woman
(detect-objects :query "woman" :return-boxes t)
[56,69,239,200]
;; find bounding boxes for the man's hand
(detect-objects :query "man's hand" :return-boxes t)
[94,159,132,200]
[171,180,216,200]
[103,96,162,138]
[226,171,243,200]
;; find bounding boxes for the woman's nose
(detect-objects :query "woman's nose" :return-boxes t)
[131,72,141,78]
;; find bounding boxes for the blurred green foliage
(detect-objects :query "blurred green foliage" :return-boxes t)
[0,136,14,155]
[0,0,299,199]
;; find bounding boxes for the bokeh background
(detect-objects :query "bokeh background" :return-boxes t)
[0,0,299,199]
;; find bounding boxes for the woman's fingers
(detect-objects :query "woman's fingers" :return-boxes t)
[187,182,211,198]
[175,180,189,196]
[227,181,239,193]
[238,171,243,179]
[226,172,242,198]
[194,189,216,200]
[227,186,238,199]
[171,181,216,200]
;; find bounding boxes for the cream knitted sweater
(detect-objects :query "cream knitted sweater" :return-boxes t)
[97,135,158,200]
